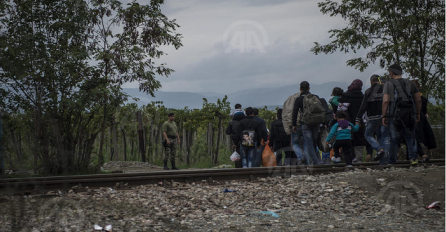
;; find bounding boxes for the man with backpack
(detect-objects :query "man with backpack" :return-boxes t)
[269,109,294,166]
[283,92,306,165]
[356,74,389,165]
[236,107,262,168]
[292,81,325,165]
[382,64,422,165]
[226,112,245,168]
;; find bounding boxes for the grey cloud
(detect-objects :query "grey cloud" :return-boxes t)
[161,38,381,95]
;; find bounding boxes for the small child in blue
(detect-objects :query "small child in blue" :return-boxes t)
[326,111,360,167]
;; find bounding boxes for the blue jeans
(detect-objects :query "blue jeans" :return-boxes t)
[254,143,264,167]
[240,145,255,168]
[365,119,389,165]
[388,118,417,164]
[291,126,306,163]
[302,124,323,165]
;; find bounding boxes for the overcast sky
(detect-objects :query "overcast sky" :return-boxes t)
[123,0,385,94]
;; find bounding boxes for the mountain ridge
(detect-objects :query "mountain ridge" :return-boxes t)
[123,81,349,109]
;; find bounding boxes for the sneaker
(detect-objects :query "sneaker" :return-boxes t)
[374,150,385,161]
[352,158,358,163]
[410,159,418,165]
[346,165,354,168]
[333,157,342,163]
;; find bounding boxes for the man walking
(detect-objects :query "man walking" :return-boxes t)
[226,111,245,168]
[292,81,325,165]
[269,109,294,166]
[236,107,262,168]
[162,113,181,170]
[356,74,389,165]
[382,64,421,165]
[283,92,306,165]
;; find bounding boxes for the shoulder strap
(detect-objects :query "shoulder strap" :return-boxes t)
[391,79,410,101]
[367,85,381,102]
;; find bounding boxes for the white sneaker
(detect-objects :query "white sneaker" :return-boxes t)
[333,157,341,163]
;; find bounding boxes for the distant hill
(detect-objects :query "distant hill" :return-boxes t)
[123,81,349,109]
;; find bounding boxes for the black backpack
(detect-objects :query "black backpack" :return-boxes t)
[367,84,383,102]
[391,79,416,131]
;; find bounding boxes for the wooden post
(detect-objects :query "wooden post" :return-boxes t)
[137,110,146,162]
[207,123,213,157]
[112,123,118,161]
[97,96,107,173]
[121,129,127,161]
[182,128,187,162]
[186,130,192,167]
[214,115,222,165]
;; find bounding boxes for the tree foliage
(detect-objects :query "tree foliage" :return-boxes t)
[312,0,445,101]
[0,0,182,174]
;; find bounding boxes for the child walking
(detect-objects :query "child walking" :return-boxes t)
[326,111,360,167]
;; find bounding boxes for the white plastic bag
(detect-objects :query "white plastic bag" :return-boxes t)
[230,151,241,162]
[337,102,350,112]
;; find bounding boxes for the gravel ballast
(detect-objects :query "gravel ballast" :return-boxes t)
[0,165,444,231]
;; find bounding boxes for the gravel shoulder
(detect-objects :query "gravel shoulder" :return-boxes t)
[0,164,444,232]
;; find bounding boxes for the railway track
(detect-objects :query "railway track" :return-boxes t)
[0,159,444,194]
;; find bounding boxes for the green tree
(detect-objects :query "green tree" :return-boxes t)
[88,0,182,170]
[0,0,182,174]
[0,0,95,174]
[312,0,445,101]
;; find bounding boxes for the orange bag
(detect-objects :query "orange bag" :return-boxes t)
[262,145,277,167]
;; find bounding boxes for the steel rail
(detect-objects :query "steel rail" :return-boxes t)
[0,159,443,194]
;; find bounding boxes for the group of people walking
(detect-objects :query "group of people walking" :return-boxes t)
[226,63,436,168]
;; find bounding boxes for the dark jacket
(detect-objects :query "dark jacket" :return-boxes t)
[253,116,268,142]
[225,114,246,143]
[339,89,366,146]
[356,83,383,122]
[268,118,290,148]
[236,116,262,145]
[320,98,333,126]
[416,96,436,149]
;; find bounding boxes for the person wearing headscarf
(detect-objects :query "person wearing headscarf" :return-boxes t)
[338,79,367,162]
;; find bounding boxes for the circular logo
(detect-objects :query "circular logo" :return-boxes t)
[375,181,423,214]
[222,20,268,53]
